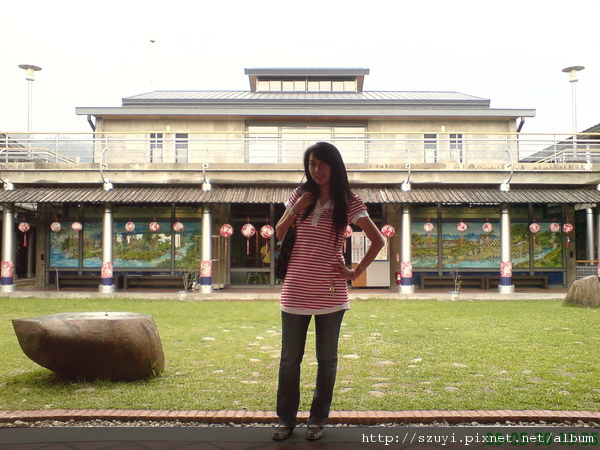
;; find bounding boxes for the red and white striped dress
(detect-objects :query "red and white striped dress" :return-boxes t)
[280,190,369,315]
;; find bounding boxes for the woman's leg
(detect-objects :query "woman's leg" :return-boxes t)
[308,309,346,427]
[276,311,311,427]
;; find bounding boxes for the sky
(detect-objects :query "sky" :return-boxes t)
[1,0,598,135]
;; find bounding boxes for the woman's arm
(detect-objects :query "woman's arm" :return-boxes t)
[275,192,315,241]
[336,216,386,281]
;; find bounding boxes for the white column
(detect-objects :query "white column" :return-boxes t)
[200,205,213,294]
[399,204,415,294]
[99,203,116,293]
[1,204,16,292]
[498,204,515,294]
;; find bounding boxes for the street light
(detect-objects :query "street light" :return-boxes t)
[562,65,584,158]
[18,64,42,133]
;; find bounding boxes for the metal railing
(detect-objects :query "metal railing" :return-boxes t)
[1,132,599,166]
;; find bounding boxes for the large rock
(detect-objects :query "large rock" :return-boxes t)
[12,312,165,381]
[564,276,600,308]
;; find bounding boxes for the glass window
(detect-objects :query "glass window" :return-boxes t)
[175,133,188,164]
[150,133,163,163]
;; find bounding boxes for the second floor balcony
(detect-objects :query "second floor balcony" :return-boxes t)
[2,131,599,166]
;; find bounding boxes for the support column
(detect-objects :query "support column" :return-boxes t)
[99,203,116,293]
[200,204,213,294]
[596,207,600,281]
[399,204,415,294]
[586,207,595,263]
[1,204,16,292]
[498,204,515,293]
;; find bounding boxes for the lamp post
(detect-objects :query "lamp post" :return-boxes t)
[562,65,584,158]
[18,64,42,133]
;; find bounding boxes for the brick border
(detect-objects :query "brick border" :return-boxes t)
[1,410,599,425]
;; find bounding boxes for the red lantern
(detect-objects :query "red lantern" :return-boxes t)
[220,224,233,237]
[381,224,395,238]
[173,221,184,233]
[242,223,255,255]
[344,225,353,252]
[549,221,560,248]
[125,221,136,232]
[149,221,160,232]
[530,222,540,247]
[260,225,274,239]
[424,221,434,247]
[483,222,493,248]
[457,222,467,247]
[18,222,30,247]
[563,222,574,247]
[219,224,233,255]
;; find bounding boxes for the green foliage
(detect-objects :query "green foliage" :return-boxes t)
[0,298,598,412]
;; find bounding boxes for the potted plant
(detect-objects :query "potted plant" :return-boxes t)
[178,264,199,299]
[449,265,461,301]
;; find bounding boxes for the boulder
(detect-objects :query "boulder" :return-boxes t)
[563,276,600,308]
[12,312,165,381]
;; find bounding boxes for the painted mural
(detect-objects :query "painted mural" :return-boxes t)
[412,221,562,269]
[49,221,201,268]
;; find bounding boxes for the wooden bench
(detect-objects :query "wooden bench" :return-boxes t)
[485,275,548,289]
[419,275,486,290]
[57,275,100,289]
[123,275,184,290]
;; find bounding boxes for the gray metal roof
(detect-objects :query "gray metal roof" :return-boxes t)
[122,90,489,105]
[1,186,597,205]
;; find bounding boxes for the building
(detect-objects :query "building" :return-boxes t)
[1,67,599,293]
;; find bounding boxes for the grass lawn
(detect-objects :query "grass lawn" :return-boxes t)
[0,297,598,412]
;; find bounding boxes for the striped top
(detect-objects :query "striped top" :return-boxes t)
[280,189,369,315]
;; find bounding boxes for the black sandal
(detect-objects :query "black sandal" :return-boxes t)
[306,425,324,441]
[272,425,294,441]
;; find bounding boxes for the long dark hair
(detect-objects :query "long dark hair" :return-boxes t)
[298,142,354,238]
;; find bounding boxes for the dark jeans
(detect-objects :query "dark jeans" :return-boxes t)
[276,309,345,428]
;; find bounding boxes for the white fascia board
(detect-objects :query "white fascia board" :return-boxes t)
[76,106,536,118]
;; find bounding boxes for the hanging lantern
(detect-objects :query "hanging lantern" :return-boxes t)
[242,223,255,255]
[549,221,560,248]
[381,224,395,238]
[149,221,160,232]
[173,221,184,233]
[483,222,493,248]
[125,221,136,232]
[18,222,30,247]
[220,223,234,237]
[424,221,434,248]
[220,223,234,256]
[344,225,353,252]
[260,224,274,239]
[457,222,467,247]
[529,222,540,247]
[50,221,62,233]
[71,221,82,232]
[563,222,574,248]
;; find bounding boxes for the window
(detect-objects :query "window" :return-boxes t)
[246,125,367,163]
[175,133,188,164]
[424,134,437,163]
[450,134,464,162]
[150,133,163,163]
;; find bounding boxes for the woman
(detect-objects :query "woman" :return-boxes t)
[272,142,385,441]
